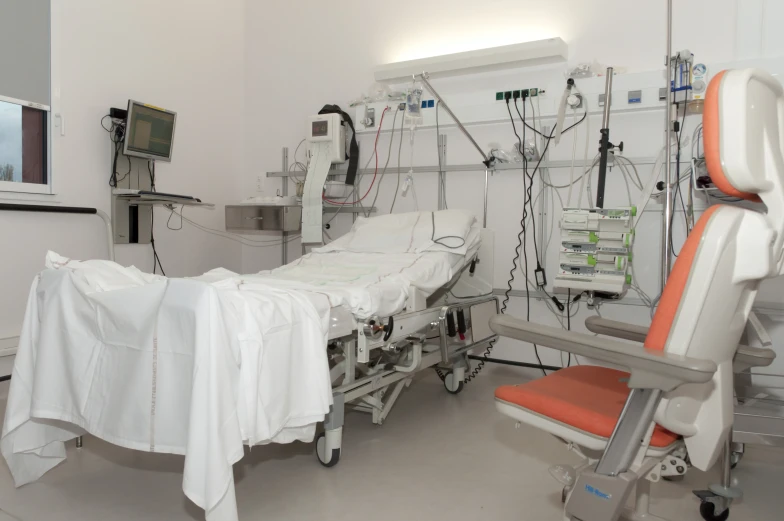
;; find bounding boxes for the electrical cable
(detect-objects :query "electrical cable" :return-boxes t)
[669,98,690,257]
[147,161,165,276]
[460,97,590,384]
[102,115,130,187]
[498,99,563,378]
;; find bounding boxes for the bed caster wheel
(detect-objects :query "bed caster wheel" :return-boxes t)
[699,502,730,521]
[316,431,341,468]
[730,451,743,470]
[444,372,464,394]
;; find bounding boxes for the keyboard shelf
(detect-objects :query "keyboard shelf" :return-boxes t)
[112,190,214,208]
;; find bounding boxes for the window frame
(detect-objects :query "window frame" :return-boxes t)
[0,0,59,200]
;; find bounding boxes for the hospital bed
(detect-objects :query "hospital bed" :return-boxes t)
[1,209,498,521]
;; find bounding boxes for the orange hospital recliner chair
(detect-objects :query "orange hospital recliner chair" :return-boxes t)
[490,68,784,521]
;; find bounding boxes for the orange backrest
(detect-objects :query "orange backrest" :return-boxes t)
[644,206,720,351]
[703,71,762,202]
[644,69,767,351]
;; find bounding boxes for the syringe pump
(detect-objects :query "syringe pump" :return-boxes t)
[555,207,636,295]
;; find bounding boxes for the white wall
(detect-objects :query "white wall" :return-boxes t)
[0,0,246,342]
[244,0,784,376]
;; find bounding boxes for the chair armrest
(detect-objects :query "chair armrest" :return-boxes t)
[735,345,776,372]
[584,317,776,372]
[490,315,717,391]
[585,316,649,343]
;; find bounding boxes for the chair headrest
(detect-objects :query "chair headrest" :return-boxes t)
[704,69,784,201]
[704,71,761,201]
[704,68,784,274]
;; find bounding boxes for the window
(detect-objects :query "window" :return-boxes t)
[0,0,52,195]
[0,100,47,186]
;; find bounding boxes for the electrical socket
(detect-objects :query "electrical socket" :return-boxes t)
[255,174,264,193]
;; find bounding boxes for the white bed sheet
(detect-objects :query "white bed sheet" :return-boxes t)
[2,253,333,521]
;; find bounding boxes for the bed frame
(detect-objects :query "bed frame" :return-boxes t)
[314,229,499,466]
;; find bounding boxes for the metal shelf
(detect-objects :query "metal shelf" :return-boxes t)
[324,205,376,214]
[267,156,674,178]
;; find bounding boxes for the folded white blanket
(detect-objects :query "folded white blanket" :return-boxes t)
[1,252,333,521]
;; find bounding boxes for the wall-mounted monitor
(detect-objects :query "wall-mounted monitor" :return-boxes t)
[123,100,177,162]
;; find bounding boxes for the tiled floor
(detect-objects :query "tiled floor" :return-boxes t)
[0,367,782,520]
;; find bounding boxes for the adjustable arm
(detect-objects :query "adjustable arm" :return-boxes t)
[585,316,776,372]
[490,315,716,391]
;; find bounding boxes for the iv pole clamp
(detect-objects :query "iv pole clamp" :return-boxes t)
[595,67,623,209]
[416,72,494,168]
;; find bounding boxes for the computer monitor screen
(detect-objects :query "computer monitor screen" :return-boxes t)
[123,100,177,162]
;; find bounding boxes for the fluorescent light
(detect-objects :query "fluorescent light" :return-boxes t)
[374,38,567,83]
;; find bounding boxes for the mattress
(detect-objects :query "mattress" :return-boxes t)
[195,224,481,320]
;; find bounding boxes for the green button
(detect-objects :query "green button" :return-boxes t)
[631,206,638,217]
[589,232,599,243]
[588,255,597,267]
[626,274,633,285]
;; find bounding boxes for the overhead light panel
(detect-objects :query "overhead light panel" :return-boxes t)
[374,38,568,83]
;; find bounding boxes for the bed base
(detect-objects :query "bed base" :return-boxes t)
[316,295,499,467]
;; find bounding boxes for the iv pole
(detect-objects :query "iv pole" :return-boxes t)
[595,68,615,208]
[662,0,675,289]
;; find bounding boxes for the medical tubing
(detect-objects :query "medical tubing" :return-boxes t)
[390,112,406,213]
[554,83,570,145]
[566,108,579,207]
[368,108,400,216]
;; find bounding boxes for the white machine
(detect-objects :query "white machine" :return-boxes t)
[555,207,636,294]
[302,113,347,244]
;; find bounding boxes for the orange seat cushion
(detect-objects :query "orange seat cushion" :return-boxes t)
[495,366,679,448]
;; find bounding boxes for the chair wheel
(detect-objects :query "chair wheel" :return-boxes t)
[444,372,464,394]
[700,502,730,521]
[315,432,340,468]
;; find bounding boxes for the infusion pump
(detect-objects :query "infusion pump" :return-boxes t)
[555,207,636,295]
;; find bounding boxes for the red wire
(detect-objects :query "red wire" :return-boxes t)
[324,107,389,205]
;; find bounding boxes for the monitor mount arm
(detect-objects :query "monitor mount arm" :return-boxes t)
[416,73,493,168]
